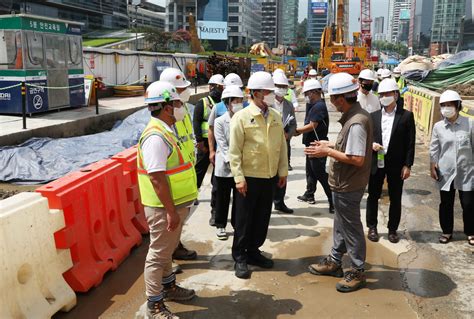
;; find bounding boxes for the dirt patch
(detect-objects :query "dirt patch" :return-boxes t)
[448,84,474,97]
[0,183,38,200]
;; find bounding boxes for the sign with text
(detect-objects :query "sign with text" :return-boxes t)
[197,21,228,40]
[311,2,327,15]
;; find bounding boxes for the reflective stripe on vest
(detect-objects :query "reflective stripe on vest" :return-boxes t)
[137,119,198,207]
[201,96,215,138]
[174,103,195,163]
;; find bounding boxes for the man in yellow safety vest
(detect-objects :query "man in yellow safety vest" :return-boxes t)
[160,67,198,262]
[137,81,198,318]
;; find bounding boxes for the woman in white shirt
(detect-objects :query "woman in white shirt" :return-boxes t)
[430,90,474,245]
[213,85,244,240]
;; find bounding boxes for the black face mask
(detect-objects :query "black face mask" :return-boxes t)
[209,87,222,101]
[361,83,373,92]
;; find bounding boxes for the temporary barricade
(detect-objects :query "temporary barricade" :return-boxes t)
[111,145,149,234]
[0,192,76,318]
[404,86,441,144]
[36,159,142,292]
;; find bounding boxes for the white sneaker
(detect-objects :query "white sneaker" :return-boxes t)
[216,228,228,240]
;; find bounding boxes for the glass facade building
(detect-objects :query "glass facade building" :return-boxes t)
[307,0,329,49]
[282,0,298,45]
[0,0,129,34]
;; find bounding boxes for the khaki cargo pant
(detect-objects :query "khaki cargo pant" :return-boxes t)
[144,205,189,297]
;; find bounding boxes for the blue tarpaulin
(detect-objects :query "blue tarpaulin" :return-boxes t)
[0,108,151,184]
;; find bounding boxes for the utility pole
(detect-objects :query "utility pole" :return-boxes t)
[456,16,465,54]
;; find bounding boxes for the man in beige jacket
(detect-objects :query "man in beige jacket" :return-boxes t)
[229,71,288,279]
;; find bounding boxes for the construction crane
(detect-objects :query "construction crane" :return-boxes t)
[317,0,371,75]
[360,0,374,63]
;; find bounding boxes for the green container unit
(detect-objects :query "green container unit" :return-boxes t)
[0,14,85,114]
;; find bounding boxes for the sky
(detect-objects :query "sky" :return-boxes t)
[149,0,390,35]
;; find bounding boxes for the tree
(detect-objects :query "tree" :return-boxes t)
[293,40,314,57]
[296,18,307,42]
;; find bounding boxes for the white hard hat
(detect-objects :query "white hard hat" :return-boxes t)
[376,69,383,76]
[327,72,359,96]
[224,73,243,87]
[303,79,322,93]
[221,85,244,99]
[272,72,289,86]
[393,66,401,75]
[209,74,224,85]
[309,69,317,76]
[439,90,462,104]
[380,69,392,79]
[145,81,181,106]
[359,69,377,81]
[377,78,399,94]
[160,68,191,88]
[247,71,275,90]
[273,68,285,74]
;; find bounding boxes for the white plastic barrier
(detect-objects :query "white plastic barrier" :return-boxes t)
[0,192,76,318]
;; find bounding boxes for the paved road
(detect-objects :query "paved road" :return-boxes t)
[54,102,473,319]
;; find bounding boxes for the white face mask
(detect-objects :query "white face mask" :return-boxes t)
[275,88,287,97]
[440,106,456,119]
[231,102,243,113]
[179,88,191,103]
[304,96,311,104]
[380,96,395,107]
[263,92,275,107]
[173,105,187,122]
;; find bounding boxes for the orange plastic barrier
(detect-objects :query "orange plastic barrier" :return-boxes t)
[36,159,142,292]
[111,146,149,234]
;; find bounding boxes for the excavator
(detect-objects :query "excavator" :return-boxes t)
[317,0,370,75]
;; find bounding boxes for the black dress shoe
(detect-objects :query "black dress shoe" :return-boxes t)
[388,231,400,243]
[367,227,379,242]
[275,204,294,214]
[235,262,251,279]
[248,253,274,269]
[329,204,335,214]
[288,164,293,171]
[297,194,316,205]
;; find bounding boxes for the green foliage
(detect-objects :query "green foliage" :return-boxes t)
[297,19,307,42]
[293,41,314,57]
[139,27,191,52]
[373,40,409,58]
[82,38,123,47]
[201,40,212,51]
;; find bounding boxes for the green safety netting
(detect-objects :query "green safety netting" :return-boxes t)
[410,59,474,91]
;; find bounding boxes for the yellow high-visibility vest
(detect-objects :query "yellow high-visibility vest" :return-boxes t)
[174,103,195,164]
[137,118,198,207]
[201,96,215,138]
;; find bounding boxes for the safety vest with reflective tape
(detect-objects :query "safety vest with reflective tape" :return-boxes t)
[174,103,196,164]
[201,96,215,138]
[137,118,198,208]
[397,77,406,98]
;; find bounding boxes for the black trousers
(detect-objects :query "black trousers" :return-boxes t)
[366,167,404,232]
[304,156,332,203]
[439,183,474,236]
[273,181,287,207]
[195,147,217,209]
[232,176,277,262]
[215,176,236,228]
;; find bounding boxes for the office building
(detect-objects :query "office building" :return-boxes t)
[228,0,262,49]
[165,0,195,32]
[261,0,282,48]
[282,0,298,45]
[430,0,471,54]
[129,1,165,30]
[373,16,386,41]
[388,0,411,43]
[307,0,329,49]
[408,0,434,53]
[0,0,129,34]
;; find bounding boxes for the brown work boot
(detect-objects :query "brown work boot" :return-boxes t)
[173,242,197,260]
[146,299,179,319]
[163,281,196,301]
[336,269,366,293]
[308,256,344,278]
[367,227,379,242]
